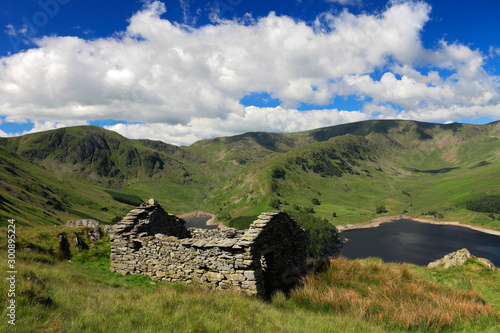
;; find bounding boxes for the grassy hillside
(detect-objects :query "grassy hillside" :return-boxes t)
[203,121,500,229]
[0,146,134,227]
[0,126,205,186]
[1,120,499,228]
[1,226,498,332]
[0,127,211,224]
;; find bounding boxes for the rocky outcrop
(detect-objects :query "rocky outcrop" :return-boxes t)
[66,219,103,242]
[427,248,496,270]
[66,219,100,228]
[110,201,307,297]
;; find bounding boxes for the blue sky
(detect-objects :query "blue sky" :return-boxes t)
[0,0,499,145]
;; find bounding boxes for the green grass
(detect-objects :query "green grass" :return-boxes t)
[1,226,499,332]
[0,146,134,227]
[417,260,500,314]
[1,261,391,333]
[0,227,384,333]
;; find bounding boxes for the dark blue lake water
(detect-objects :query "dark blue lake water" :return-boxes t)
[184,217,219,230]
[339,219,500,266]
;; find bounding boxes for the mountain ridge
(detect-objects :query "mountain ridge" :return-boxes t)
[1,120,499,227]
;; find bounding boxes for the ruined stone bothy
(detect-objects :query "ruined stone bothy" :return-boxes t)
[110,201,307,297]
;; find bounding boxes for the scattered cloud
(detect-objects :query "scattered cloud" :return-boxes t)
[326,0,362,6]
[0,1,498,144]
[0,119,89,137]
[489,46,500,58]
[5,24,31,36]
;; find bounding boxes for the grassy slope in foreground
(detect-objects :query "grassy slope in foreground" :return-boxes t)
[1,225,498,332]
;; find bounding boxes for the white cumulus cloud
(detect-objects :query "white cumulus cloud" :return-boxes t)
[0,1,499,144]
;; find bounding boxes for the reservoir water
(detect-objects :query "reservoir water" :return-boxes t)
[339,219,500,266]
[183,216,219,230]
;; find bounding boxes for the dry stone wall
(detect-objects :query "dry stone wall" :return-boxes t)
[110,201,307,297]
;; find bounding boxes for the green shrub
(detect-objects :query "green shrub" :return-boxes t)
[270,179,279,193]
[271,167,286,179]
[303,207,315,214]
[269,198,281,209]
[230,215,258,230]
[376,203,387,214]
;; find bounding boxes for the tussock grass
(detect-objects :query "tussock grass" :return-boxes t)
[290,258,498,331]
[0,260,386,333]
[0,227,383,332]
[2,226,499,332]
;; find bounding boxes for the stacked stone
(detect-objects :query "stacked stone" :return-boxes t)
[112,200,190,240]
[240,212,308,295]
[110,204,307,297]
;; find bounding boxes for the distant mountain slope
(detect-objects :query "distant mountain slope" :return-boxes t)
[0,126,205,186]
[201,120,500,224]
[0,145,134,226]
[1,120,499,227]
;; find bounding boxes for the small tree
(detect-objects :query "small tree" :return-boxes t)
[311,197,320,206]
[304,207,315,214]
[271,167,286,179]
[376,203,387,214]
[269,198,282,209]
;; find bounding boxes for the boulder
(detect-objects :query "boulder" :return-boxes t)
[427,248,496,270]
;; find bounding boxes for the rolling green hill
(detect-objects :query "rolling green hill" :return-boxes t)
[202,120,500,227]
[0,144,133,226]
[1,120,499,229]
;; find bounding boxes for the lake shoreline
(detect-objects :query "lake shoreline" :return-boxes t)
[338,215,500,237]
[178,211,229,229]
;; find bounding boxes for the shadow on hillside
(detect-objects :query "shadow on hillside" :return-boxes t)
[471,161,492,168]
[407,167,459,174]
